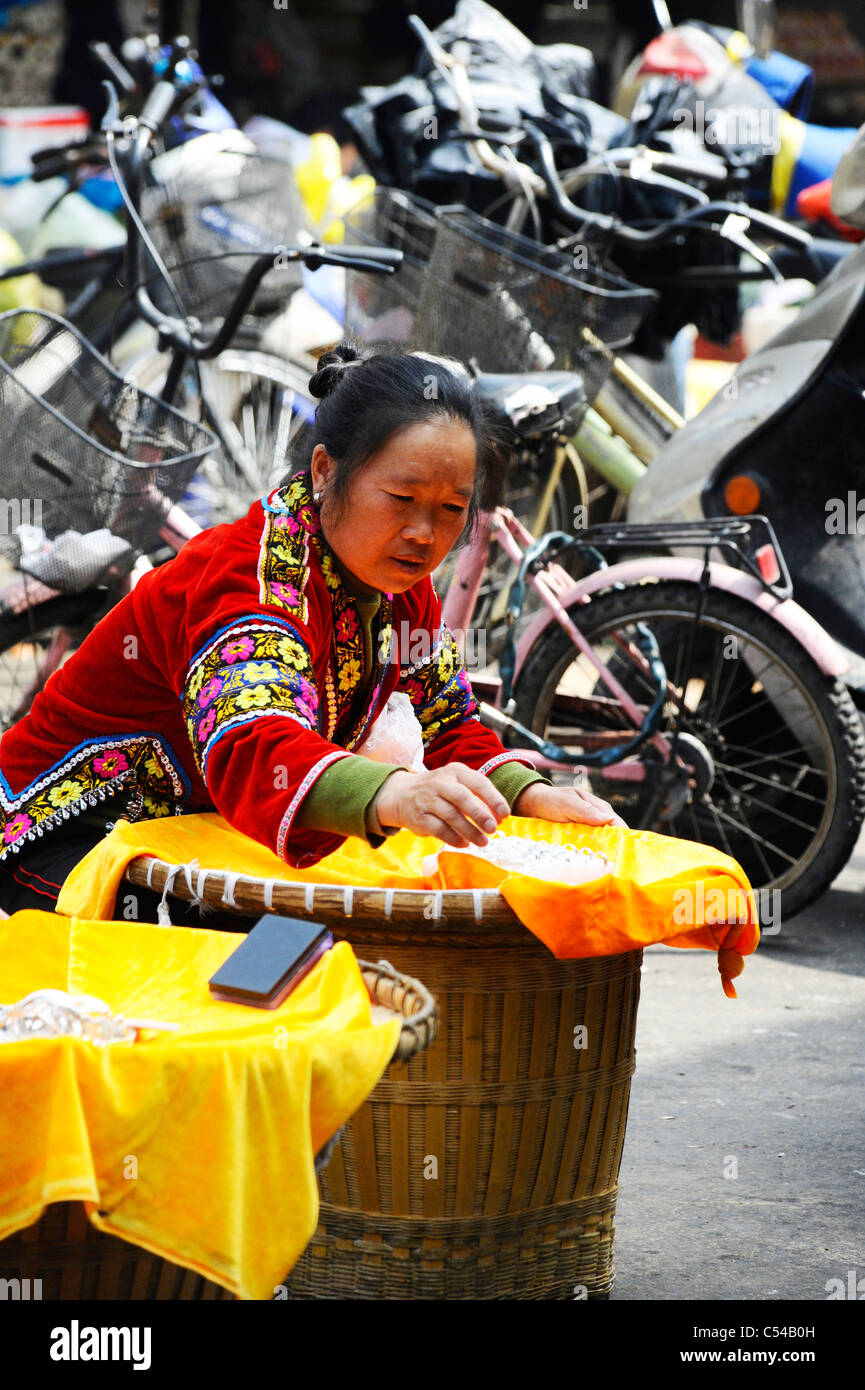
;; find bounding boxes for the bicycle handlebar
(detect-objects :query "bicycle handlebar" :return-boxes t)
[530,127,810,256]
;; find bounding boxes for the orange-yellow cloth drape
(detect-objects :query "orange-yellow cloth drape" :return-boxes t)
[57,813,759,996]
[0,913,400,1300]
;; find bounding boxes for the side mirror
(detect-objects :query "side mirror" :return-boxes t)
[737,0,778,60]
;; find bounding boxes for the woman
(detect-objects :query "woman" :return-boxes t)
[0,344,623,921]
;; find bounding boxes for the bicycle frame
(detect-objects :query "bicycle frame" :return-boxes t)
[442,506,672,779]
[441,506,849,784]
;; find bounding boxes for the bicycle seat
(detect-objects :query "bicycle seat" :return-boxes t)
[473,370,586,437]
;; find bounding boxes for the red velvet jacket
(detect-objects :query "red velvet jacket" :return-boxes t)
[0,473,531,868]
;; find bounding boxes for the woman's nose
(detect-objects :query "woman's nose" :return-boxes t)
[402,509,436,544]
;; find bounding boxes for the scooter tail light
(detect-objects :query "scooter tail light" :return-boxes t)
[756,544,781,586]
[724,474,762,514]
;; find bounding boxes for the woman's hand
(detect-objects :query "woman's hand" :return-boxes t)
[512,781,628,828]
[375,764,509,847]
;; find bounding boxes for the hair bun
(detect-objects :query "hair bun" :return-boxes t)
[309,342,363,400]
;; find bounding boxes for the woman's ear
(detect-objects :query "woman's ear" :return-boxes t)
[310,444,335,495]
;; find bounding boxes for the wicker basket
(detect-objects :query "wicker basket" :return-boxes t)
[124,855,643,1300]
[0,957,436,1301]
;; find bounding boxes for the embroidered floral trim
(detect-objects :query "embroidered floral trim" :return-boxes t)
[0,734,188,857]
[399,624,447,677]
[184,617,319,779]
[276,749,352,860]
[257,473,395,752]
[477,752,538,776]
[397,624,477,746]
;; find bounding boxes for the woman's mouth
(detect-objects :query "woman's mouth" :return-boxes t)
[391,556,425,576]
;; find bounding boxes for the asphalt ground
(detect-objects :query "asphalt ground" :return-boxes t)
[612,828,865,1304]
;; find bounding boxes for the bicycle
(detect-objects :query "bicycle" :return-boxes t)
[0,77,400,734]
[342,185,865,919]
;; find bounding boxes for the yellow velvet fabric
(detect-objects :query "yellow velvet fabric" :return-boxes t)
[0,913,400,1300]
[57,813,759,996]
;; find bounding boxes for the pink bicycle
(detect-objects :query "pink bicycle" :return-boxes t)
[435,371,865,921]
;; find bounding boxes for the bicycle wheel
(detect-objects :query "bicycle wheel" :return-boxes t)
[510,580,865,920]
[0,592,106,735]
[118,333,311,527]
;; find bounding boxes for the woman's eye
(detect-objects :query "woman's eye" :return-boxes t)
[444,504,467,515]
[388,493,412,504]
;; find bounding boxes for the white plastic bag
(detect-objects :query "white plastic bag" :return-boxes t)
[358,692,425,772]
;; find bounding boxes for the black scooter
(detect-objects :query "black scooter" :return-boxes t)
[629,122,865,702]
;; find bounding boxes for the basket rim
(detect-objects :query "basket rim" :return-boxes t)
[432,202,657,304]
[125,852,524,928]
[0,308,218,471]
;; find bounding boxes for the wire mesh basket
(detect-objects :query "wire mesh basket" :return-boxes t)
[142,151,313,321]
[411,206,658,402]
[342,188,439,347]
[0,311,217,591]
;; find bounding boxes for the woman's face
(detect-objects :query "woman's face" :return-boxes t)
[310,420,477,593]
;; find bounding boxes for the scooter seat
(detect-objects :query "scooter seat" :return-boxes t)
[473,370,586,436]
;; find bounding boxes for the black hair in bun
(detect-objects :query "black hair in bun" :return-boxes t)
[288,342,509,536]
[308,341,367,400]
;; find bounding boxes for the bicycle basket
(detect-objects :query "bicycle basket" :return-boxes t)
[342,188,439,346]
[142,151,313,321]
[0,311,216,592]
[411,206,657,400]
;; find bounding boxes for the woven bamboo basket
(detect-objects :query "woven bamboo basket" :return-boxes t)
[0,958,436,1300]
[123,855,643,1300]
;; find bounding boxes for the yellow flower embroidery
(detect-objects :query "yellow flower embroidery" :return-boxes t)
[320,555,341,592]
[338,658,362,694]
[284,479,306,507]
[187,665,206,700]
[143,754,164,781]
[236,685,273,711]
[243,661,281,683]
[48,779,83,808]
[276,638,309,669]
[437,651,456,681]
[141,796,171,818]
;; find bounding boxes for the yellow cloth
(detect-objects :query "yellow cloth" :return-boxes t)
[58,813,759,996]
[0,913,400,1300]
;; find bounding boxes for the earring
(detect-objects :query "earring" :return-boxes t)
[314,491,322,503]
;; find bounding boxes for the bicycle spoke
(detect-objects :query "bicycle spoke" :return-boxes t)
[711,757,827,805]
[705,796,799,869]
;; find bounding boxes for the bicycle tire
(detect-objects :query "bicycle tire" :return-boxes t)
[510,580,865,922]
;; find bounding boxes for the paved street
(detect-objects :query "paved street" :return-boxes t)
[613,830,865,1302]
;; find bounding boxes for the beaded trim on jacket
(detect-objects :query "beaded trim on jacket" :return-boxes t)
[0,735,188,859]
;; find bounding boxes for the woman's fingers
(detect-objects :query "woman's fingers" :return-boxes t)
[430,795,494,847]
[417,811,478,849]
[451,764,509,821]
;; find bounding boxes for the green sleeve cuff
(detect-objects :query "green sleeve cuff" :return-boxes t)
[293,755,408,845]
[488,760,552,810]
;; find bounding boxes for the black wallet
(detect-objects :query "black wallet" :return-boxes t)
[208,915,334,1009]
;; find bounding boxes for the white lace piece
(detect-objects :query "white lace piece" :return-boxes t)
[423,833,611,885]
[0,989,177,1045]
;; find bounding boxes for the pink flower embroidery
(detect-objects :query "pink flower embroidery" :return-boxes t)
[4,813,32,843]
[294,676,316,708]
[198,676,223,706]
[273,514,301,536]
[270,582,300,606]
[221,637,254,663]
[197,709,217,742]
[93,750,128,778]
